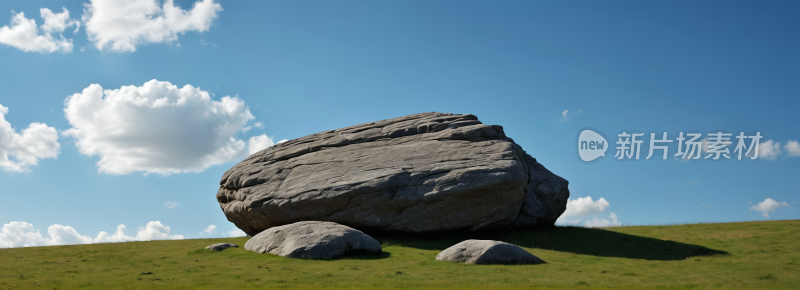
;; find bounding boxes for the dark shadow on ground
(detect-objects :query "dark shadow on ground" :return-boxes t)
[335,251,391,260]
[361,226,728,261]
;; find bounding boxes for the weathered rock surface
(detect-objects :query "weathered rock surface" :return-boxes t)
[436,239,545,264]
[205,243,239,251]
[218,112,569,236]
[244,221,381,259]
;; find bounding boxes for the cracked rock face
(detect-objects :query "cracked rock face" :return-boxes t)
[436,239,545,264]
[244,221,381,259]
[218,112,569,236]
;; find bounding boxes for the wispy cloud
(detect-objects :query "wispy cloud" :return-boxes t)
[164,201,179,209]
[559,109,582,121]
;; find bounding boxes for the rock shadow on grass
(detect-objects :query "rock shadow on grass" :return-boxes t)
[363,226,729,261]
[333,250,391,260]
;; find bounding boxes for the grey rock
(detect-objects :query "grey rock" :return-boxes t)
[244,221,381,259]
[435,239,545,264]
[205,243,239,251]
[217,112,569,236]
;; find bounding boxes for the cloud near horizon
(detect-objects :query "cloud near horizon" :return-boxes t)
[584,212,621,227]
[222,228,247,237]
[199,224,217,237]
[557,196,621,227]
[0,221,183,248]
[0,8,79,53]
[0,104,60,172]
[63,79,268,175]
[248,135,275,155]
[750,198,793,218]
[83,0,223,52]
[561,196,610,217]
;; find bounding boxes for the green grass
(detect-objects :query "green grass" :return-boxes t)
[1,220,798,289]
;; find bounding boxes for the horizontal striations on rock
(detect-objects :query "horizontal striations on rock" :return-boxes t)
[217,112,569,236]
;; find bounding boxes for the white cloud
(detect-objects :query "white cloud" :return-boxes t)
[758,140,782,160]
[47,224,94,245]
[93,225,136,243]
[0,221,183,248]
[277,139,288,144]
[559,109,582,121]
[248,134,275,155]
[750,198,793,218]
[40,8,80,34]
[557,196,622,227]
[784,140,800,157]
[200,224,217,236]
[0,104,60,172]
[0,8,77,53]
[164,201,179,209]
[63,80,255,175]
[135,221,184,240]
[222,228,246,237]
[83,0,223,52]
[584,212,621,227]
[253,122,264,129]
[0,221,51,247]
[561,196,610,217]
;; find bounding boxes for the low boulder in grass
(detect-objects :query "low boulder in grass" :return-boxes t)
[205,243,239,251]
[436,239,545,264]
[244,221,381,259]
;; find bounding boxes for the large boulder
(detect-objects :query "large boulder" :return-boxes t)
[436,239,545,264]
[218,112,569,236]
[244,221,381,259]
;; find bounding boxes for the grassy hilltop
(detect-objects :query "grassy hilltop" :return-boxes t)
[1,220,798,289]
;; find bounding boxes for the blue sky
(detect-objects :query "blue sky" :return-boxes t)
[0,0,798,247]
